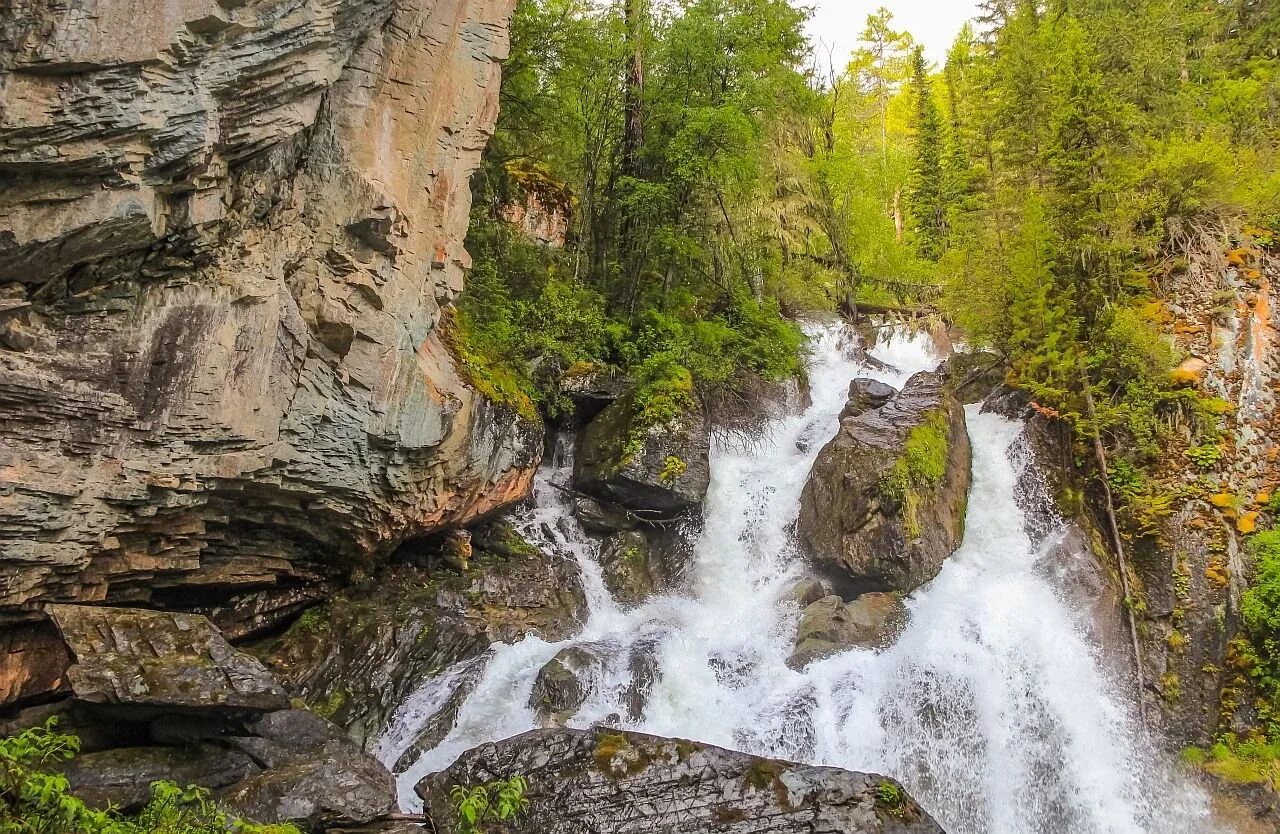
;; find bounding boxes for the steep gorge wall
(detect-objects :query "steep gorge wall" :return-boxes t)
[0,0,531,704]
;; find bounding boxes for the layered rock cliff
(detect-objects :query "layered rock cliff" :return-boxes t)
[0,0,534,702]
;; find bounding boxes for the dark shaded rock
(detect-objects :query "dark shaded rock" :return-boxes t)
[219,715,397,828]
[572,496,637,535]
[46,604,288,715]
[597,528,691,607]
[574,392,710,517]
[946,351,1005,404]
[254,527,587,746]
[798,372,971,597]
[63,744,259,812]
[789,593,907,668]
[840,378,897,420]
[560,365,631,422]
[530,647,597,725]
[417,727,945,834]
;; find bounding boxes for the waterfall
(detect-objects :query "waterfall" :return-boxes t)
[378,320,1214,834]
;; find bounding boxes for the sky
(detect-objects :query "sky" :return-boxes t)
[804,0,982,68]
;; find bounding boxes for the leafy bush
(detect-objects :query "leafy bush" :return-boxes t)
[1242,532,1280,736]
[0,718,297,834]
[449,776,529,834]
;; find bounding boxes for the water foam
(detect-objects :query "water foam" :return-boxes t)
[378,320,1214,833]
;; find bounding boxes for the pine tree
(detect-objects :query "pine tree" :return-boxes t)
[908,47,946,259]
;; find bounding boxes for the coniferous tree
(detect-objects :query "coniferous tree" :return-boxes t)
[908,47,947,259]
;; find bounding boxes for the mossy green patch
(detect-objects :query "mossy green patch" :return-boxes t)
[879,410,951,539]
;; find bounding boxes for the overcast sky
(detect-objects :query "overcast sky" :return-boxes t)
[804,0,982,69]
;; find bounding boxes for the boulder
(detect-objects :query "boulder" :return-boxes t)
[529,647,597,725]
[63,744,259,812]
[417,728,946,834]
[0,620,71,708]
[572,496,638,535]
[218,711,396,828]
[597,529,691,607]
[574,392,710,517]
[789,593,907,668]
[840,378,897,420]
[798,372,971,597]
[46,605,288,715]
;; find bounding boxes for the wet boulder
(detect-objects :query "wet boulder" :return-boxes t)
[529,646,598,725]
[840,378,897,420]
[789,593,907,668]
[597,528,691,607]
[574,391,710,518]
[417,727,945,834]
[218,710,396,828]
[572,496,638,535]
[798,371,970,597]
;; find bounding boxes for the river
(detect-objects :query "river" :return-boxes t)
[377,320,1216,834]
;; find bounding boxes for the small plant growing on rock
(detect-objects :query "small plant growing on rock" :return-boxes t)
[450,775,529,834]
[874,780,907,818]
[659,455,687,483]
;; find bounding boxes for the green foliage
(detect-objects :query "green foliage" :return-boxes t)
[1242,532,1280,736]
[880,411,951,539]
[1184,736,1280,789]
[874,780,907,817]
[449,776,530,834]
[0,719,297,834]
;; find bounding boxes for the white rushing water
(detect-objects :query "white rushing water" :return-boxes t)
[378,320,1216,834]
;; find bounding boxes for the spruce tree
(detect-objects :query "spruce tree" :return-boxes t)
[908,47,946,259]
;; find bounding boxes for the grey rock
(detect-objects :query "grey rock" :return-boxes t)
[798,371,971,597]
[256,529,587,747]
[597,529,690,607]
[840,378,897,420]
[46,604,288,714]
[219,733,396,828]
[63,744,259,812]
[529,647,596,725]
[573,496,637,535]
[790,593,907,668]
[417,728,946,834]
[575,392,710,517]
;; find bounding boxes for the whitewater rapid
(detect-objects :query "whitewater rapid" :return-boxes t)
[377,320,1215,834]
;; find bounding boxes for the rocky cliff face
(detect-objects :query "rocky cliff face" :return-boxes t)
[0,0,534,676]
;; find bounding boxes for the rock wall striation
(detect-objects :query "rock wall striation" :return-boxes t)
[0,0,534,673]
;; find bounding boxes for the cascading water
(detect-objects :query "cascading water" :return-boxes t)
[378,320,1216,834]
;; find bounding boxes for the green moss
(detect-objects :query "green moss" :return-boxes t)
[440,308,540,423]
[593,733,651,777]
[658,455,687,483]
[879,410,951,540]
[744,760,785,791]
[309,689,348,720]
[875,780,908,818]
[1184,738,1280,788]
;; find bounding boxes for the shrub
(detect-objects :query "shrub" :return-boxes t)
[449,775,529,834]
[0,718,297,834]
